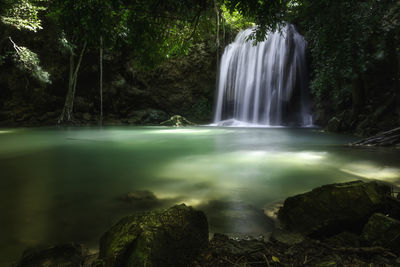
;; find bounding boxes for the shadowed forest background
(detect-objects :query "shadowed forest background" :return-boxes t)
[0,0,399,135]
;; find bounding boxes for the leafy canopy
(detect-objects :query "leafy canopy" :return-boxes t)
[48,0,211,67]
[1,0,46,32]
[224,0,400,110]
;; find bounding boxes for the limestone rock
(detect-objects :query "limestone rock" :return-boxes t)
[278,180,392,237]
[16,243,87,267]
[98,204,208,267]
[361,213,400,254]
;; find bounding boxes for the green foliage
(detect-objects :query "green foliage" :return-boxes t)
[222,0,288,41]
[0,1,51,84]
[1,0,46,32]
[11,42,51,84]
[58,32,75,55]
[221,3,254,32]
[294,0,400,110]
[118,0,212,68]
[48,0,212,68]
[225,0,400,112]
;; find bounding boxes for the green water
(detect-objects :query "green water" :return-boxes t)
[0,126,399,265]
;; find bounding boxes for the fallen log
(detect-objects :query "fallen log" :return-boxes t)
[351,127,400,147]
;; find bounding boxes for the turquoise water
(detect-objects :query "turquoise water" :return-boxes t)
[0,126,399,265]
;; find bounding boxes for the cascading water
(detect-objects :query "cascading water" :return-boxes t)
[213,24,313,127]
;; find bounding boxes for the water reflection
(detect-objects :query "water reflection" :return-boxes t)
[340,162,400,184]
[0,126,398,264]
[198,200,274,234]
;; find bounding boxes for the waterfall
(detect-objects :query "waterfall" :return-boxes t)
[213,24,313,127]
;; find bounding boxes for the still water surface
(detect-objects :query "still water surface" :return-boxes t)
[0,126,399,265]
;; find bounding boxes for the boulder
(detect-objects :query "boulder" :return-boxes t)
[98,204,208,267]
[361,213,400,254]
[16,243,87,267]
[278,180,392,237]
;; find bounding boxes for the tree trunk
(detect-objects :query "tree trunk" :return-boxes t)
[351,127,400,147]
[58,53,75,123]
[58,41,87,124]
[99,36,103,126]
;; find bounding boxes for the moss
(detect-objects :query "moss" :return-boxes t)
[361,213,400,253]
[99,204,208,267]
[278,181,392,237]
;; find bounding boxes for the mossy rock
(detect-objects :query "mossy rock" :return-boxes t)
[361,213,400,254]
[278,180,392,237]
[16,243,87,267]
[98,204,208,267]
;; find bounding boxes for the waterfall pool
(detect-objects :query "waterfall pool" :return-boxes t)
[1,126,399,264]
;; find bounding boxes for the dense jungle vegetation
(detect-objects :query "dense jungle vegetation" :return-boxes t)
[0,0,399,135]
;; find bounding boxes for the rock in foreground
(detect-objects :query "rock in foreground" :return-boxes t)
[16,243,87,267]
[98,204,208,267]
[278,180,392,237]
[362,213,400,254]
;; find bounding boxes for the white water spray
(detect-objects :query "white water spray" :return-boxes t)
[213,24,312,127]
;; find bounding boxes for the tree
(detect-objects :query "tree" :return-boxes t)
[49,0,212,124]
[49,1,92,123]
[0,0,50,84]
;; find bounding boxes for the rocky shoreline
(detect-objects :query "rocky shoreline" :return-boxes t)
[14,180,400,266]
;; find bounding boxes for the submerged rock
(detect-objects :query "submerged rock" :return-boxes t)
[98,204,208,267]
[123,190,157,201]
[118,190,161,209]
[16,243,87,267]
[278,180,392,237]
[361,213,400,254]
[198,200,274,235]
